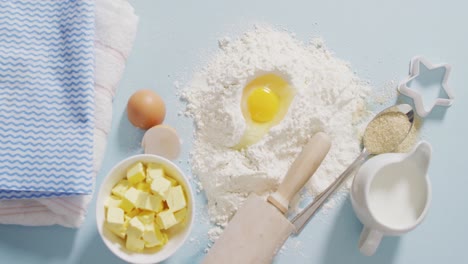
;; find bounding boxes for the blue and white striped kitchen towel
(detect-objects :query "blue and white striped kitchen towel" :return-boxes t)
[0,0,95,199]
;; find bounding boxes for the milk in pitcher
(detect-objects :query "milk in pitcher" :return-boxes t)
[368,162,428,229]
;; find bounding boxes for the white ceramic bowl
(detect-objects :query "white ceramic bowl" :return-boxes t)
[96,154,195,264]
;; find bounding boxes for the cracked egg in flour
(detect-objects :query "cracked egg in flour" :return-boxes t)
[234,73,295,149]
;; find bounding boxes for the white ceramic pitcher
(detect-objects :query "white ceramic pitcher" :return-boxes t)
[350,141,432,256]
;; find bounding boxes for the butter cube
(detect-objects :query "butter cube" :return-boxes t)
[111,179,130,198]
[150,176,171,199]
[156,210,177,230]
[174,208,187,224]
[135,192,149,210]
[166,185,187,212]
[106,207,126,238]
[127,208,141,218]
[124,187,147,209]
[126,233,145,252]
[164,175,178,186]
[124,215,131,228]
[144,194,164,212]
[119,198,134,213]
[127,216,145,238]
[147,165,178,186]
[136,182,151,192]
[143,222,165,248]
[147,167,164,184]
[106,222,126,239]
[127,162,146,185]
[105,195,121,209]
[138,212,155,225]
[107,207,125,226]
[147,163,161,170]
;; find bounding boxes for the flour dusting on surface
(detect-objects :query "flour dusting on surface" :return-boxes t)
[181,25,372,228]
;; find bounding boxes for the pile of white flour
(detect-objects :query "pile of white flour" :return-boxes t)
[182,25,371,227]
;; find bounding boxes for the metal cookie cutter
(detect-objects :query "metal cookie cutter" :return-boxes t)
[398,56,454,117]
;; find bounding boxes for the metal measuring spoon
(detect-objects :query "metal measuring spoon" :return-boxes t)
[292,104,415,233]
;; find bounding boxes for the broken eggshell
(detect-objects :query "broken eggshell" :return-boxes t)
[141,125,181,160]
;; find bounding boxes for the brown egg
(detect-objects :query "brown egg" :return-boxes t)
[127,89,166,129]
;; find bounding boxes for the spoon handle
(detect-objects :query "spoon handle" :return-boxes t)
[292,149,369,234]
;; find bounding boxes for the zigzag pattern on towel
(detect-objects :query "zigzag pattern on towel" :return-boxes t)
[0,26,94,39]
[0,71,92,83]
[0,190,76,200]
[0,54,93,65]
[1,102,92,114]
[0,0,95,199]
[0,179,93,189]
[0,3,94,15]
[0,90,94,99]
[0,44,93,54]
[0,171,93,181]
[0,32,92,45]
[0,62,92,70]
[0,150,93,161]
[0,86,94,94]
[0,20,93,32]
[0,186,91,195]
[0,188,92,199]
[1,96,93,105]
[0,68,93,76]
[0,48,94,60]
[0,145,93,155]
[0,113,89,124]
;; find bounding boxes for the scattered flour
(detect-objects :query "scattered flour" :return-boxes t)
[181,25,372,228]
[207,226,224,243]
[372,79,398,105]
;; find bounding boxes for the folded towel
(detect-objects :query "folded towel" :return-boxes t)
[0,0,95,199]
[0,0,138,227]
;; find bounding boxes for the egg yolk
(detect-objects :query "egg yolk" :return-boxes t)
[247,87,280,123]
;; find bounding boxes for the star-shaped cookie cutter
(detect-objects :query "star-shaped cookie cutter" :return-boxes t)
[398,56,454,117]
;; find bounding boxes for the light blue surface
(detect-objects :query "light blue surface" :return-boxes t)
[0,0,467,263]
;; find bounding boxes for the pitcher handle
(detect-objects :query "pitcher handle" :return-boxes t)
[359,226,383,256]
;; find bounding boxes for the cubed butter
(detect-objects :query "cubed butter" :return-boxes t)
[106,222,126,239]
[156,210,177,230]
[146,167,164,184]
[135,192,149,209]
[136,182,151,192]
[124,187,147,209]
[127,162,146,185]
[143,194,164,212]
[127,216,145,238]
[146,163,161,171]
[127,208,141,218]
[105,161,188,253]
[111,179,130,198]
[147,164,179,186]
[104,195,122,209]
[119,198,134,213]
[166,185,187,212]
[126,233,145,252]
[138,212,155,225]
[164,175,178,186]
[150,176,171,199]
[106,207,126,238]
[124,216,131,228]
[107,207,125,226]
[143,222,165,248]
[174,208,187,224]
